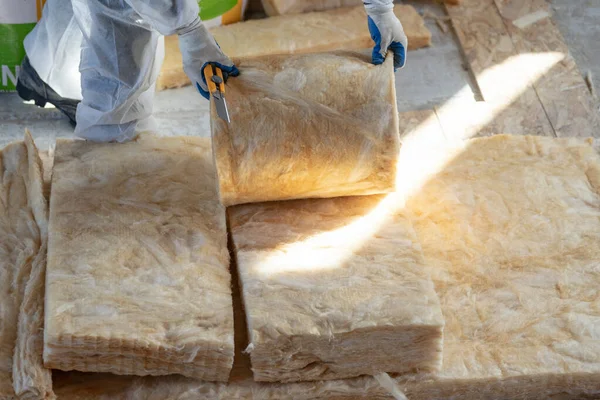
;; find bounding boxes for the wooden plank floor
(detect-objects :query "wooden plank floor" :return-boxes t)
[494,0,600,137]
[439,0,600,139]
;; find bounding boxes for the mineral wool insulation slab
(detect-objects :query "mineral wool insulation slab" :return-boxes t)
[396,134,600,399]
[211,52,400,206]
[50,135,600,399]
[44,136,233,381]
[157,4,430,90]
[228,195,444,382]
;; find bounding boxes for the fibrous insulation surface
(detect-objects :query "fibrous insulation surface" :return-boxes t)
[43,136,233,381]
[211,52,400,206]
[228,195,444,382]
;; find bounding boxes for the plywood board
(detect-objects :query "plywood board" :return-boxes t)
[52,135,600,399]
[494,0,600,138]
[397,110,445,144]
[446,0,519,99]
[0,133,53,399]
[434,95,553,139]
[157,4,431,90]
[44,136,233,381]
[229,195,444,382]
[445,0,554,139]
[211,52,400,206]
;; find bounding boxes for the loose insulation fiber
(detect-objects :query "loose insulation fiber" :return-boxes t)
[0,132,54,399]
[157,4,430,90]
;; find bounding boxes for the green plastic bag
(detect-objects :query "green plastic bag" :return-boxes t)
[198,0,247,28]
[0,1,39,92]
[199,0,237,21]
[0,0,246,92]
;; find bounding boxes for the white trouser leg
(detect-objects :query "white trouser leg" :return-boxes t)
[71,0,164,142]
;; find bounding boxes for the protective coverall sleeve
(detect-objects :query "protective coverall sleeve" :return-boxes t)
[126,0,238,101]
[123,0,199,36]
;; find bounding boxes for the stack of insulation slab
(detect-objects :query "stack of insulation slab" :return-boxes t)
[213,51,443,382]
[40,51,447,389]
[46,134,600,399]
[1,24,600,400]
[2,129,600,400]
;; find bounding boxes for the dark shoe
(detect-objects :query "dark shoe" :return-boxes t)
[16,56,79,126]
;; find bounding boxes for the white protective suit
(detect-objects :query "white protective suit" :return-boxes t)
[24,0,234,142]
[24,0,403,142]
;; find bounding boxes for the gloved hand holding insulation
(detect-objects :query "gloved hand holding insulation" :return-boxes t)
[365,0,408,70]
[177,18,239,100]
[210,51,400,206]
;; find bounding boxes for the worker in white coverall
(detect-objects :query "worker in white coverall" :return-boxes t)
[17,0,408,143]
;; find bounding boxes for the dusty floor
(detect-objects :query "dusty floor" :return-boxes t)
[550,0,600,100]
[0,0,596,150]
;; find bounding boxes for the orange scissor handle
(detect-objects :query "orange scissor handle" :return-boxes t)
[203,64,226,95]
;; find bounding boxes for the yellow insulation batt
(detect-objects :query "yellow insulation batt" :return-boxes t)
[261,0,363,16]
[43,136,233,381]
[211,51,400,206]
[0,132,54,400]
[228,195,444,382]
[157,4,431,90]
[49,135,600,399]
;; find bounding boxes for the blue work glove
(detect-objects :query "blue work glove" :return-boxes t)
[177,18,239,100]
[367,10,408,71]
[196,62,239,100]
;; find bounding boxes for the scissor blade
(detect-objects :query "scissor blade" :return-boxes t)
[213,92,231,124]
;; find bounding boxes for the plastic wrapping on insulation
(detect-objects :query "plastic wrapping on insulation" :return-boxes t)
[210,51,400,206]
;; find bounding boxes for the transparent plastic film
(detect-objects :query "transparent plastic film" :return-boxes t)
[210,51,400,206]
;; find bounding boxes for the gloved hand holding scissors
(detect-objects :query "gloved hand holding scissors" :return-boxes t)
[178,18,239,100]
[364,0,408,71]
